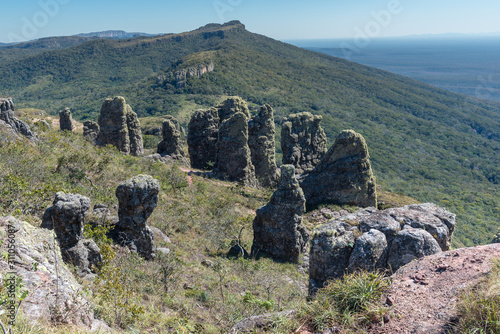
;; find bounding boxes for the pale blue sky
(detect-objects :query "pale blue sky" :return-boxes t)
[2,0,500,43]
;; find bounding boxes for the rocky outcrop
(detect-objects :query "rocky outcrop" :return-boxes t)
[251,165,309,263]
[188,108,219,169]
[248,105,279,187]
[300,130,377,209]
[308,203,455,294]
[217,97,251,123]
[41,192,101,278]
[59,107,73,131]
[213,112,256,186]
[110,175,160,260]
[96,96,143,156]
[0,217,108,330]
[83,121,99,144]
[281,112,327,174]
[0,120,20,145]
[157,62,214,89]
[0,98,36,141]
[157,117,185,159]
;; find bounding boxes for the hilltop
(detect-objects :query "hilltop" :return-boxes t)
[0,21,499,247]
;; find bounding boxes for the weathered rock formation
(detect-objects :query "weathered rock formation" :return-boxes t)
[157,61,214,89]
[251,165,309,263]
[41,192,102,278]
[59,107,73,131]
[0,120,20,145]
[96,96,143,156]
[0,98,36,140]
[0,217,109,330]
[110,175,160,260]
[248,105,279,187]
[300,130,377,209]
[217,96,251,123]
[157,117,185,159]
[281,112,327,174]
[187,108,219,169]
[213,112,256,186]
[83,120,99,144]
[308,203,455,294]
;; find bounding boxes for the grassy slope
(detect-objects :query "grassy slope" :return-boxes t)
[0,22,499,246]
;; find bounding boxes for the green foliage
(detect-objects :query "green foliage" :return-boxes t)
[297,271,391,332]
[451,260,500,333]
[242,291,275,310]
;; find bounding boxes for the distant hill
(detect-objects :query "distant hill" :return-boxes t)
[0,21,498,246]
[75,30,158,39]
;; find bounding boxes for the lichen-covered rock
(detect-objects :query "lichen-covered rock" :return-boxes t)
[251,165,309,263]
[309,221,356,294]
[217,96,250,123]
[387,227,442,271]
[126,108,144,156]
[41,192,101,277]
[248,104,279,187]
[83,120,99,144]
[0,217,108,330]
[281,112,327,174]
[301,130,377,209]
[347,229,388,272]
[213,112,256,186]
[96,96,143,156]
[41,192,91,248]
[187,108,219,170]
[157,117,185,159]
[385,203,455,250]
[308,203,455,294]
[0,98,36,141]
[59,107,73,131]
[111,174,160,259]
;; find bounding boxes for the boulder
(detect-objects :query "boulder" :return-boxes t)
[281,112,327,174]
[0,217,108,329]
[248,104,279,187]
[83,121,99,145]
[251,165,309,263]
[387,227,442,272]
[111,174,160,260]
[96,96,143,156]
[59,107,73,131]
[41,192,101,277]
[217,96,250,123]
[213,112,256,186]
[347,229,388,272]
[308,203,455,294]
[0,98,35,141]
[301,130,377,209]
[157,117,185,159]
[187,108,219,169]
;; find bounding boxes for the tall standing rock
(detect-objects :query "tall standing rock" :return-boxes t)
[251,165,309,263]
[59,107,73,131]
[213,112,256,186]
[126,108,144,156]
[0,98,35,140]
[217,96,250,123]
[83,121,100,144]
[248,105,279,187]
[157,117,185,159]
[96,96,143,156]
[41,192,101,278]
[111,174,160,260]
[188,108,219,169]
[301,130,377,209]
[281,112,327,174]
